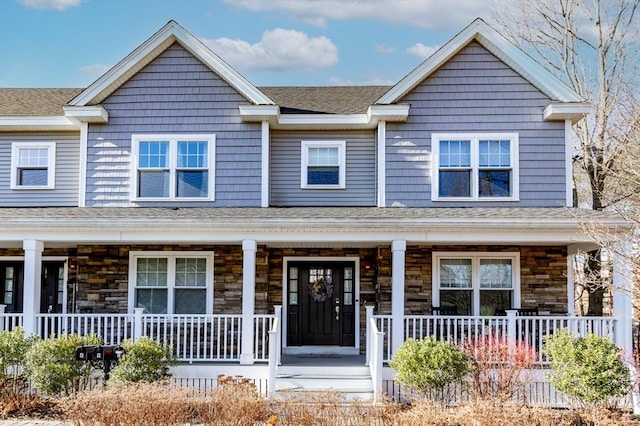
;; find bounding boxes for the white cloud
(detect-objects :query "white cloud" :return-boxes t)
[375,44,395,54]
[19,0,82,11]
[202,28,338,72]
[223,0,491,30]
[406,43,440,59]
[77,64,111,78]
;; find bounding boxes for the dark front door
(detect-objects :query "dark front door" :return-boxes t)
[40,261,65,313]
[287,262,356,346]
[0,261,65,313]
[0,262,23,313]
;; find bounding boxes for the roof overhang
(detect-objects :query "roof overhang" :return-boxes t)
[64,106,109,125]
[0,116,78,131]
[239,104,409,130]
[0,207,625,248]
[543,102,591,123]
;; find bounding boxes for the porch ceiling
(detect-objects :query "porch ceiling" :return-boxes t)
[0,207,624,248]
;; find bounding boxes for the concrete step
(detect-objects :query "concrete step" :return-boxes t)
[274,366,374,400]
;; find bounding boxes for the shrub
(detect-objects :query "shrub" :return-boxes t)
[543,328,631,407]
[110,337,177,383]
[25,333,102,396]
[463,335,537,402]
[0,327,36,382]
[389,337,469,400]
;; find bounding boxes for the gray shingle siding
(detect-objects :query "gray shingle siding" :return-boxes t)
[270,130,376,206]
[84,43,262,207]
[0,133,79,207]
[386,42,566,208]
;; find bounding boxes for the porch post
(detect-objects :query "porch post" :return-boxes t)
[391,240,406,356]
[240,240,257,365]
[566,247,576,316]
[22,239,44,336]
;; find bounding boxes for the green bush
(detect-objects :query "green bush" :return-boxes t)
[543,328,631,407]
[0,327,36,380]
[389,337,469,398]
[25,333,102,396]
[110,337,177,383]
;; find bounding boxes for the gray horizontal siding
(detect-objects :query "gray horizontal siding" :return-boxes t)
[386,42,566,208]
[85,43,262,207]
[0,133,79,207]
[270,130,376,206]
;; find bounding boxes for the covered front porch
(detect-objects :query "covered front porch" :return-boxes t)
[0,207,633,400]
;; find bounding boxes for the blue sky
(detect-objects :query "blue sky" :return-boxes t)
[0,0,493,88]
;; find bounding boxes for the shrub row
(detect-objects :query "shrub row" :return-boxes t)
[389,329,631,408]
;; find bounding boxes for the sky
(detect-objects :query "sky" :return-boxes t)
[0,0,494,88]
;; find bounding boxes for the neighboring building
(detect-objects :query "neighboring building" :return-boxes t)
[0,19,631,400]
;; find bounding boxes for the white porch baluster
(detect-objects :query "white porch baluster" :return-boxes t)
[391,240,406,355]
[133,307,145,341]
[22,240,43,336]
[240,240,257,365]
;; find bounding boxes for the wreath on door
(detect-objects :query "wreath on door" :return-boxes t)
[308,277,333,303]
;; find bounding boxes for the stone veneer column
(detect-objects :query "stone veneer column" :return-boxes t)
[240,240,257,365]
[391,240,406,355]
[22,240,44,335]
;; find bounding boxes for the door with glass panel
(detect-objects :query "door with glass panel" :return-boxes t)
[1,261,65,313]
[40,261,65,313]
[0,262,23,313]
[287,262,355,346]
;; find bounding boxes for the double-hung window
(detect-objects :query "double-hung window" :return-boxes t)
[131,135,215,201]
[10,142,56,189]
[129,251,214,314]
[432,133,518,201]
[432,252,520,316]
[301,141,346,189]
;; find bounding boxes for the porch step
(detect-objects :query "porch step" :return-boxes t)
[275,365,374,401]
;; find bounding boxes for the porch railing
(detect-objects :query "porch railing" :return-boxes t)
[16,310,277,363]
[366,308,384,402]
[373,313,618,364]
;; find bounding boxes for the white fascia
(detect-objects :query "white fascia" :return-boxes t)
[0,116,78,131]
[544,102,591,123]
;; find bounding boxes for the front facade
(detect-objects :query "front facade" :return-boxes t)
[0,19,632,396]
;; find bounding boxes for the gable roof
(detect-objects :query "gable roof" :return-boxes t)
[377,18,584,104]
[69,20,273,107]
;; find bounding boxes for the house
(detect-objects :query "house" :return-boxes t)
[0,18,632,401]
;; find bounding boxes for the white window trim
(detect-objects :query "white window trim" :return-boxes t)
[300,140,346,189]
[127,251,214,315]
[432,251,521,316]
[130,134,216,201]
[431,133,519,201]
[10,142,56,190]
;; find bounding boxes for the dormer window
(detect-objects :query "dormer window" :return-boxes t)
[131,134,215,201]
[301,140,346,189]
[432,133,519,201]
[10,142,56,189]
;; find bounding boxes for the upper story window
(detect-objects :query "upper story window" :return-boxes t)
[432,252,520,316]
[10,142,56,189]
[128,251,214,314]
[301,140,346,189]
[131,134,215,201]
[432,133,519,201]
